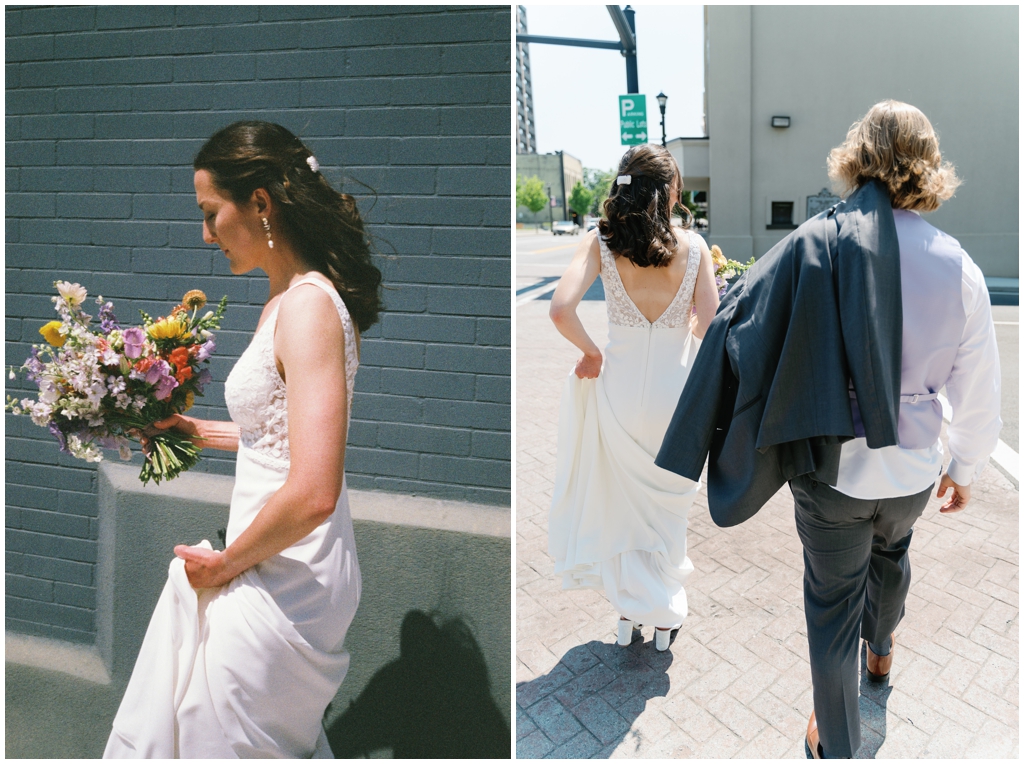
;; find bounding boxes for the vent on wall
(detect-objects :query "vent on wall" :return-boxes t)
[767,200,797,229]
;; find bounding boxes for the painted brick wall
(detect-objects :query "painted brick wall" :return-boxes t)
[5,5,511,643]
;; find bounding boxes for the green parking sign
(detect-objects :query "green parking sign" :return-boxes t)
[619,95,648,145]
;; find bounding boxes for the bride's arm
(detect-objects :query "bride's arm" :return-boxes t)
[691,234,720,339]
[175,285,348,588]
[147,414,240,452]
[549,231,603,378]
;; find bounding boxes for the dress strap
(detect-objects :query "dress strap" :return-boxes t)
[286,275,338,296]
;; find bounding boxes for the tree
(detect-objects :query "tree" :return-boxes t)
[567,181,593,219]
[516,175,548,214]
[584,168,614,217]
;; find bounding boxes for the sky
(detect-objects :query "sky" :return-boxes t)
[522,4,705,172]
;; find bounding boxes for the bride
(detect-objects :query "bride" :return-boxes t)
[548,144,719,651]
[103,121,381,757]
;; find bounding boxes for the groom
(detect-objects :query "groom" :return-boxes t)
[655,101,1001,758]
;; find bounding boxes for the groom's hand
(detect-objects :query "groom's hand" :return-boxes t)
[174,544,236,589]
[936,473,971,513]
[574,351,602,379]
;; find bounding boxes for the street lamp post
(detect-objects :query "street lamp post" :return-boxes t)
[657,91,668,147]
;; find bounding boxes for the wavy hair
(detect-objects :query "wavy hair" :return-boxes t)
[597,144,692,268]
[194,121,383,332]
[827,100,961,212]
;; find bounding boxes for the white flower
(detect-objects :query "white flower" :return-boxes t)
[306,155,320,173]
[101,349,120,366]
[8,370,14,380]
[55,281,88,309]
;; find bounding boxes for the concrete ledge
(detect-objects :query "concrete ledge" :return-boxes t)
[5,631,111,685]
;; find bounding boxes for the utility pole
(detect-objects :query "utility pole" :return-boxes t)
[547,185,554,233]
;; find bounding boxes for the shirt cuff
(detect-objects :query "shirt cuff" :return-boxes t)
[947,457,982,486]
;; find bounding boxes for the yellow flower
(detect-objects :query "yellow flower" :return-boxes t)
[182,290,207,310]
[711,244,727,268]
[147,316,189,341]
[39,321,67,347]
[182,390,195,412]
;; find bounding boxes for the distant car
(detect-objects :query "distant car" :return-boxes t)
[552,220,579,235]
[586,219,600,232]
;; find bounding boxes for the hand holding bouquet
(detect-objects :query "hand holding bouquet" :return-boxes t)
[6,282,228,485]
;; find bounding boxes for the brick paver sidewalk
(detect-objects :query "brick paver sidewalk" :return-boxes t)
[516,299,1019,759]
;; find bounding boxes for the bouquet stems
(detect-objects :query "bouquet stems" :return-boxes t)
[140,430,203,486]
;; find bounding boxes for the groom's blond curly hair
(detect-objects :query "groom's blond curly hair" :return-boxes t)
[827,100,961,212]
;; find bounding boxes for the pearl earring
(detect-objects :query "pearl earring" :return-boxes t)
[261,216,274,249]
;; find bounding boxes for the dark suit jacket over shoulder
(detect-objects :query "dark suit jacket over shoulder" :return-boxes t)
[654,180,902,527]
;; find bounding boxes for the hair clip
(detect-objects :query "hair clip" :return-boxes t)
[306,155,320,173]
[616,175,631,186]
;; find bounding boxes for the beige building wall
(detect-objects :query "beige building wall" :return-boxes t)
[706,5,1019,277]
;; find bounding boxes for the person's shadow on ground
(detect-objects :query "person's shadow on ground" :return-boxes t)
[806,642,893,759]
[517,629,675,758]
[324,610,510,758]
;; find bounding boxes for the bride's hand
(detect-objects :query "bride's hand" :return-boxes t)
[174,544,237,589]
[574,351,602,379]
[141,414,204,454]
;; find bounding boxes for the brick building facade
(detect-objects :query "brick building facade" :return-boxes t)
[5,6,510,643]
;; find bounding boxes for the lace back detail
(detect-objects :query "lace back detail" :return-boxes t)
[224,277,359,471]
[598,232,701,329]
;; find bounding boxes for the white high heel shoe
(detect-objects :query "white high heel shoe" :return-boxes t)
[655,628,671,652]
[617,619,635,646]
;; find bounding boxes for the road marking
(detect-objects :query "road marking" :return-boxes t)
[938,393,1018,488]
[518,242,579,255]
[516,279,560,306]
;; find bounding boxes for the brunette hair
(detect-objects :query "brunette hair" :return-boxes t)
[827,100,961,212]
[194,121,382,332]
[597,144,692,268]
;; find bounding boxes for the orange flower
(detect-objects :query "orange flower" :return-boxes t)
[134,357,155,373]
[168,347,190,370]
[175,366,193,384]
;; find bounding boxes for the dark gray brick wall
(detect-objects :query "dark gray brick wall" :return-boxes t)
[5,5,511,643]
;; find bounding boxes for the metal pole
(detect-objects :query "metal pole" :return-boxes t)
[624,6,638,94]
[547,185,554,233]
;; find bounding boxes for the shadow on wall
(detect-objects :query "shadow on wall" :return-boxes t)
[325,610,511,758]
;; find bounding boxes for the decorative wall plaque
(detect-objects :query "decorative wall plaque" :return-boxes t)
[807,188,841,219]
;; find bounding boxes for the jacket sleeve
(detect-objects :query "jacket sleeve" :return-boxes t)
[655,285,741,481]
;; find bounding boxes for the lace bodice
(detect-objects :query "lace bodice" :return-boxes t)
[224,277,359,471]
[599,230,701,328]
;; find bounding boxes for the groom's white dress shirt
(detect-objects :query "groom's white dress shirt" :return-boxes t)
[834,209,1002,500]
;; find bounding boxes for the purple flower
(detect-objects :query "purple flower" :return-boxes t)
[195,338,216,362]
[194,367,213,393]
[48,421,69,453]
[98,302,120,333]
[122,327,145,360]
[144,359,179,401]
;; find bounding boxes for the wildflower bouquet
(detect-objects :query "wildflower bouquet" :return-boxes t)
[6,282,228,485]
[711,245,755,298]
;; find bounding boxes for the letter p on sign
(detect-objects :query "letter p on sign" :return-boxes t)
[621,98,635,116]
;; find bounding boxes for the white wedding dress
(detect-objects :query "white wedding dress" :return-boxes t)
[104,277,361,758]
[549,231,702,629]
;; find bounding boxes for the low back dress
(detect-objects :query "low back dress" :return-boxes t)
[548,230,702,629]
[104,276,361,758]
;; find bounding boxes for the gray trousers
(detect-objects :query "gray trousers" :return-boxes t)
[790,474,932,758]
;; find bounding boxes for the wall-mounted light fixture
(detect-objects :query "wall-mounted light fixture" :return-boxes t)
[771,116,791,128]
